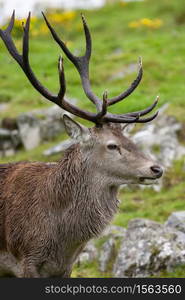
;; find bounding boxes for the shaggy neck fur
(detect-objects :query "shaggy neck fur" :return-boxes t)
[47,144,119,242]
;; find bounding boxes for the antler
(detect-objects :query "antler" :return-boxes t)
[0,11,159,126]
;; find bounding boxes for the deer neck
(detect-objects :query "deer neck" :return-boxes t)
[52,144,119,239]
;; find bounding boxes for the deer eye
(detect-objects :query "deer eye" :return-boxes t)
[107,144,118,150]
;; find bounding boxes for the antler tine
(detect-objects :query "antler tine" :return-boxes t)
[108,57,143,106]
[102,95,159,123]
[21,12,58,102]
[58,56,66,100]
[104,113,141,124]
[0,11,22,66]
[81,14,91,60]
[103,110,158,123]
[125,96,159,117]
[102,91,108,116]
[42,12,102,112]
[136,111,159,123]
[95,91,108,124]
[41,12,76,66]
[22,12,30,63]
[5,10,15,34]
[103,104,158,123]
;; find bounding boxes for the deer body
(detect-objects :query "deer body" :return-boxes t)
[0,13,163,277]
[0,140,119,277]
[0,143,118,277]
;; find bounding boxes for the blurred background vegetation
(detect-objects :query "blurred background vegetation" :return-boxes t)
[0,0,185,277]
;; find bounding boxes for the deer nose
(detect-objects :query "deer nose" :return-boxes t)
[150,165,163,178]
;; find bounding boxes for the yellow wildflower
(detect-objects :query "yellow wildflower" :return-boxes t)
[14,17,36,30]
[140,18,153,26]
[48,11,76,24]
[151,18,163,28]
[14,18,26,28]
[128,17,163,29]
[62,11,76,21]
[128,21,140,28]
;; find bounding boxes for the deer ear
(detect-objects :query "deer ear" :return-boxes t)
[121,123,136,136]
[63,114,90,142]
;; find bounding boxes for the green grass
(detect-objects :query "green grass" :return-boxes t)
[0,0,185,278]
[72,260,112,278]
[0,0,185,121]
[159,265,185,278]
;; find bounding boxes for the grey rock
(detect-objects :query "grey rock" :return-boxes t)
[43,139,75,156]
[0,140,13,152]
[101,225,126,239]
[17,113,41,150]
[1,117,17,131]
[132,108,185,169]
[0,101,78,156]
[31,102,76,119]
[31,103,75,142]
[75,225,126,269]
[10,130,21,148]
[113,218,185,278]
[4,148,15,157]
[40,118,64,141]
[99,238,115,272]
[31,104,76,141]
[98,225,126,272]
[0,129,20,157]
[165,211,185,234]
[77,241,98,264]
[0,128,12,138]
[128,104,185,191]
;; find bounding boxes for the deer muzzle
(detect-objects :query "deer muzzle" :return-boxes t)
[139,164,163,183]
[150,165,163,178]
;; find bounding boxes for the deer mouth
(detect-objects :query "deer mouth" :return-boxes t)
[139,177,158,184]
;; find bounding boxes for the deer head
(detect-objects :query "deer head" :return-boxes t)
[63,115,162,185]
[0,11,163,185]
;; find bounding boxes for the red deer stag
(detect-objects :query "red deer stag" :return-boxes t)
[0,12,163,277]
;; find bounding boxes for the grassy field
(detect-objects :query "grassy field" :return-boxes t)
[0,0,185,277]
